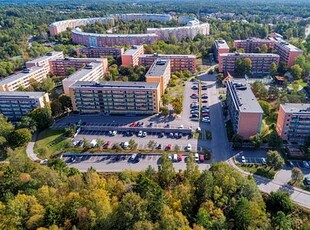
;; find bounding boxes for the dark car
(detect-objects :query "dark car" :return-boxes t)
[158,132,164,138]
[156,144,162,149]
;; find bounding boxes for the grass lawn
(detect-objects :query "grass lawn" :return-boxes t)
[34,128,70,159]
[238,163,276,179]
[166,79,185,103]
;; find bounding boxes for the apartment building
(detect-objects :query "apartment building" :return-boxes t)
[76,47,124,58]
[0,91,49,121]
[146,23,210,41]
[0,67,48,91]
[233,38,275,53]
[25,51,64,73]
[274,42,303,68]
[116,13,172,23]
[121,45,144,67]
[226,80,263,139]
[69,81,160,115]
[72,28,158,47]
[213,40,230,62]
[218,53,280,74]
[139,54,196,73]
[145,59,171,96]
[276,103,310,145]
[49,57,108,76]
[62,62,105,95]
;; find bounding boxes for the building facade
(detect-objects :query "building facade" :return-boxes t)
[139,54,196,73]
[76,47,124,58]
[116,13,172,23]
[274,42,303,68]
[218,53,280,74]
[233,38,275,53]
[49,57,108,76]
[69,81,160,115]
[0,91,49,121]
[145,59,171,96]
[276,103,310,145]
[62,62,105,94]
[121,45,144,67]
[25,51,64,73]
[213,40,230,62]
[226,80,263,139]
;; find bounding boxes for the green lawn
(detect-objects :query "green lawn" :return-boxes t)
[34,128,70,159]
[238,163,276,179]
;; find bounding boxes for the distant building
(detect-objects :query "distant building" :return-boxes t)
[233,38,275,53]
[0,91,49,121]
[121,45,144,67]
[62,62,105,95]
[145,59,171,96]
[218,53,280,74]
[77,47,124,59]
[226,80,263,139]
[213,40,230,62]
[139,54,196,73]
[276,103,310,145]
[274,41,303,68]
[69,81,160,115]
[116,13,172,23]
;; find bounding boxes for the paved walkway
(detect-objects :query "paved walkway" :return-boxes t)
[227,158,310,209]
[26,132,41,161]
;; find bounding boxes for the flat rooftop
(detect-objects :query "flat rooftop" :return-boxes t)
[0,66,44,85]
[220,52,279,58]
[0,91,46,99]
[145,59,170,77]
[281,103,310,113]
[215,40,229,49]
[275,42,303,52]
[73,28,158,38]
[26,51,63,64]
[227,80,263,113]
[71,81,159,90]
[123,45,143,55]
[234,38,273,43]
[63,62,102,81]
[51,57,105,63]
[140,54,196,59]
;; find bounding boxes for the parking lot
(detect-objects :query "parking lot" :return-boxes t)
[62,153,211,172]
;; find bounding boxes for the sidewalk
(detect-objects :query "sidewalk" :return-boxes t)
[227,158,310,209]
[26,132,41,161]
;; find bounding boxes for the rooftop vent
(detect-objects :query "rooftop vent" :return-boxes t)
[22,68,31,73]
[46,52,53,56]
[85,64,93,69]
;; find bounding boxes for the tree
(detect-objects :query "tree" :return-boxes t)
[259,100,271,116]
[250,134,262,149]
[184,154,200,184]
[172,98,182,114]
[0,114,14,138]
[158,153,175,188]
[290,64,303,80]
[160,106,169,116]
[266,190,294,214]
[272,211,292,230]
[232,134,243,149]
[59,94,72,110]
[30,107,54,130]
[39,77,55,92]
[129,139,138,150]
[268,132,283,149]
[251,81,267,99]
[266,150,284,170]
[261,44,268,53]
[270,62,278,76]
[8,128,32,147]
[235,58,252,75]
[51,99,64,116]
[278,61,288,75]
[291,167,303,184]
[268,86,280,100]
[233,197,253,230]
[16,116,37,133]
[147,140,157,150]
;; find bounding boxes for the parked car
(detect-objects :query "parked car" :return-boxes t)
[165,144,172,150]
[191,117,199,121]
[138,130,143,137]
[149,122,153,127]
[201,85,208,90]
[130,154,138,162]
[173,154,178,162]
[199,154,205,162]
[261,158,266,164]
[142,131,147,137]
[158,132,164,138]
[169,132,174,138]
[192,85,198,90]
[303,161,310,168]
[174,133,179,138]
[165,124,170,128]
[103,141,110,148]
[77,140,84,147]
[130,122,137,127]
[241,156,246,163]
[185,143,192,151]
[195,153,199,162]
[304,177,310,186]
[137,122,144,127]
[202,117,210,123]
[178,154,183,162]
[156,144,162,149]
[201,94,208,99]
[288,161,294,167]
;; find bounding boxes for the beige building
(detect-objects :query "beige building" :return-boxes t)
[25,51,64,73]
[145,59,171,96]
[121,45,144,67]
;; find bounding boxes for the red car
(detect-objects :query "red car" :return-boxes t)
[165,144,172,151]
[177,154,183,162]
[130,122,137,127]
[199,154,205,162]
[103,141,111,148]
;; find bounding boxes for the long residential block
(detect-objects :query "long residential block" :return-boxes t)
[274,41,303,68]
[77,47,124,58]
[233,38,275,53]
[139,54,196,73]
[276,103,310,145]
[69,81,160,115]
[25,51,64,73]
[218,53,280,74]
[213,40,230,62]
[121,45,144,67]
[145,59,171,96]
[0,91,49,121]
[226,80,263,139]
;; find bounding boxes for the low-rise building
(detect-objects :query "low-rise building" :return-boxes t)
[218,53,280,74]
[139,53,196,73]
[62,62,105,94]
[0,91,49,121]
[25,51,64,73]
[145,59,171,96]
[69,81,160,115]
[276,103,310,145]
[274,41,303,68]
[76,47,124,58]
[0,67,48,91]
[233,38,275,53]
[213,40,230,62]
[226,80,263,139]
[121,45,144,67]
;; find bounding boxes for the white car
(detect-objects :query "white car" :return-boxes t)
[202,117,210,123]
[241,156,246,163]
[185,144,192,151]
[303,161,309,168]
[173,154,178,162]
[178,125,184,129]
[138,130,143,137]
[142,131,147,137]
[195,153,199,162]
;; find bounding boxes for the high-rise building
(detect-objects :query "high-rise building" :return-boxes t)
[274,41,303,68]
[276,103,310,145]
[69,81,160,115]
[214,40,230,62]
[0,91,49,121]
[139,54,196,73]
[145,59,171,96]
[76,47,124,59]
[121,45,144,67]
[218,53,280,74]
[226,80,263,139]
